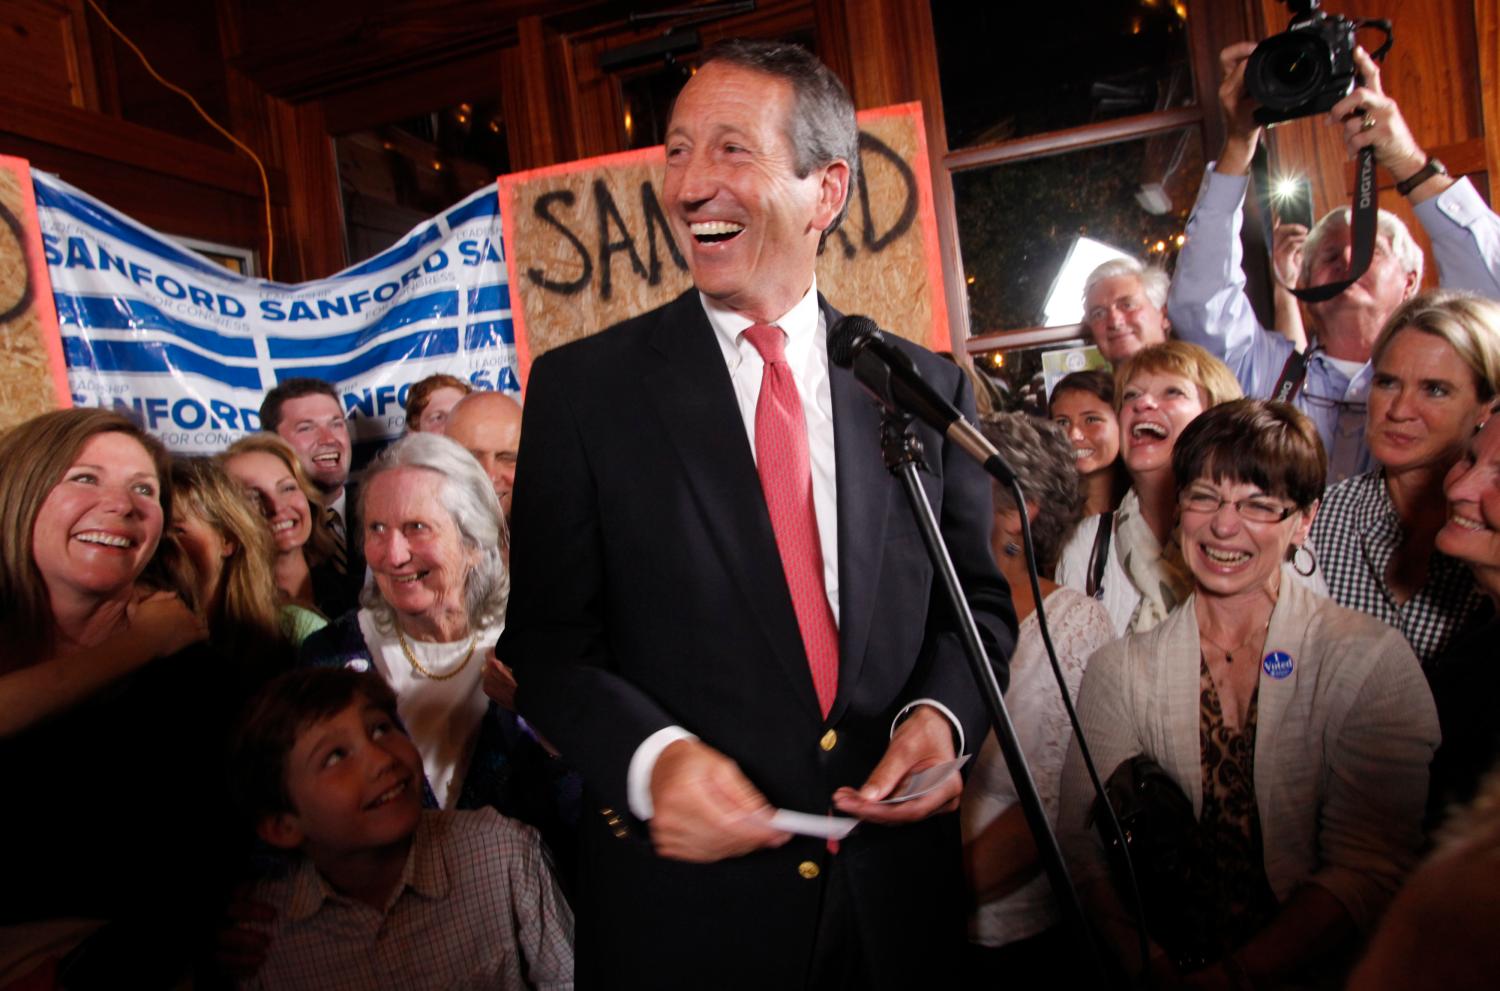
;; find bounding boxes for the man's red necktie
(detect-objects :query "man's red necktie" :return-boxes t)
[744,323,839,718]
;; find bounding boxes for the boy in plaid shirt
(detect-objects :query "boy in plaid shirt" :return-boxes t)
[231,667,573,990]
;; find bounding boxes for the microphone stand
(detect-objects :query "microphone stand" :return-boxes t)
[878,408,1108,987]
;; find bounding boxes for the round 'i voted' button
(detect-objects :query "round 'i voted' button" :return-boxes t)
[1262,651,1293,680]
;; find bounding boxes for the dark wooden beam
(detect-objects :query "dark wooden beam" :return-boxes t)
[0,90,286,201]
[228,0,637,102]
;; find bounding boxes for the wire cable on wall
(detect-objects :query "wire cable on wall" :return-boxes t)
[85,0,276,280]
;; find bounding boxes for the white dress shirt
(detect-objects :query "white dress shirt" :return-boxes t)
[704,283,840,620]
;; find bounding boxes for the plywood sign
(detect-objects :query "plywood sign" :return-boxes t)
[0,157,70,432]
[499,102,948,383]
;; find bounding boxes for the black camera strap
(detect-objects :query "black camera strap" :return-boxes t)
[1252,141,1380,304]
[1251,21,1391,307]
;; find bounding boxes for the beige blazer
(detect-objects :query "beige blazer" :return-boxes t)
[1058,577,1440,931]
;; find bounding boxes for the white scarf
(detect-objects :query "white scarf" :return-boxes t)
[1114,488,1191,633]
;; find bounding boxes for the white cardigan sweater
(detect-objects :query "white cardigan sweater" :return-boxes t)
[1057,577,1440,931]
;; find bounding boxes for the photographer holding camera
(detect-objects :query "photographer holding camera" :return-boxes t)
[1167,21,1500,485]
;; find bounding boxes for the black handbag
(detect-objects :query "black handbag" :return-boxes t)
[1092,754,1216,972]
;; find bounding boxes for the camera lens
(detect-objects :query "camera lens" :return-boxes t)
[1247,34,1330,111]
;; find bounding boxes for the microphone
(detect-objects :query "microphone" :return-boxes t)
[828,315,1016,484]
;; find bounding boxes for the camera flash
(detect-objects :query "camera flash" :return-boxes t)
[1271,175,1304,201]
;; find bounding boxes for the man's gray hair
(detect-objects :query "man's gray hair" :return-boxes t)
[699,38,860,236]
[358,432,508,632]
[1298,205,1424,288]
[1082,257,1171,311]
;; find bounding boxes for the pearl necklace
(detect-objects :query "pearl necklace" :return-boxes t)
[395,625,479,681]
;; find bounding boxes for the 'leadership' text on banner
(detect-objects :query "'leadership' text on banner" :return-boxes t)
[35,172,516,456]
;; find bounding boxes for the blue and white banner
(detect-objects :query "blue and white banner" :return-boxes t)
[34,172,516,455]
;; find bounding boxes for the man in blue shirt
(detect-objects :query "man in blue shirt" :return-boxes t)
[1168,43,1500,483]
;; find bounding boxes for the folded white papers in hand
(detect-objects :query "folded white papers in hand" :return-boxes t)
[768,809,858,840]
[876,753,971,805]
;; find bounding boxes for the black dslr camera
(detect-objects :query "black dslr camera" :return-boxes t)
[1245,0,1391,125]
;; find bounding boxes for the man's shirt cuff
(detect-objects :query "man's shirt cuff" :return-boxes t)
[1198,164,1250,212]
[626,726,698,820]
[891,698,966,757]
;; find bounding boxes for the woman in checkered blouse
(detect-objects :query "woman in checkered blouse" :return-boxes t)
[1309,291,1500,668]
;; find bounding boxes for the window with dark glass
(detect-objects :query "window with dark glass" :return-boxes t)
[952,126,1203,334]
[335,102,509,265]
[926,0,1218,414]
[931,0,1194,150]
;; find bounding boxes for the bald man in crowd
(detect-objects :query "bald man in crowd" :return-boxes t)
[446,390,523,518]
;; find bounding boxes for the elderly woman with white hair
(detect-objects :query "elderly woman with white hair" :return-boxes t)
[299,432,546,819]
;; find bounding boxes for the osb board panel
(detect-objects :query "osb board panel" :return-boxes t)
[0,156,70,432]
[499,102,949,386]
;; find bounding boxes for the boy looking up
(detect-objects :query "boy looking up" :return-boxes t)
[231,668,573,990]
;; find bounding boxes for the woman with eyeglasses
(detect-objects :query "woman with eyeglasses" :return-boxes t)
[1309,290,1500,667]
[1058,400,1439,988]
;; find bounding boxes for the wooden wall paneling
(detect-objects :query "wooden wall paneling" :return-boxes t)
[811,0,853,98]
[267,99,346,281]
[214,0,293,278]
[567,36,624,161]
[1356,0,1481,146]
[63,0,101,110]
[1192,0,1262,161]
[687,0,816,49]
[2,132,269,248]
[546,25,587,162]
[500,16,581,171]
[833,0,967,341]
[1344,136,1489,191]
[220,0,345,280]
[0,91,283,200]
[4,0,330,287]
[1354,0,1480,287]
[4,0,101,109]
[319,49,507,137]
[1479,0,1500,205]
[500,39,538,170]
[839,0,943,114]
[554,0,821,167]
[214,0,271,158]
[226,0,522,103]
[79,0,121,117]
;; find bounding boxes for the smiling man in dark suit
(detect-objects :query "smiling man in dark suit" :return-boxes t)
[499,38,1015,989]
